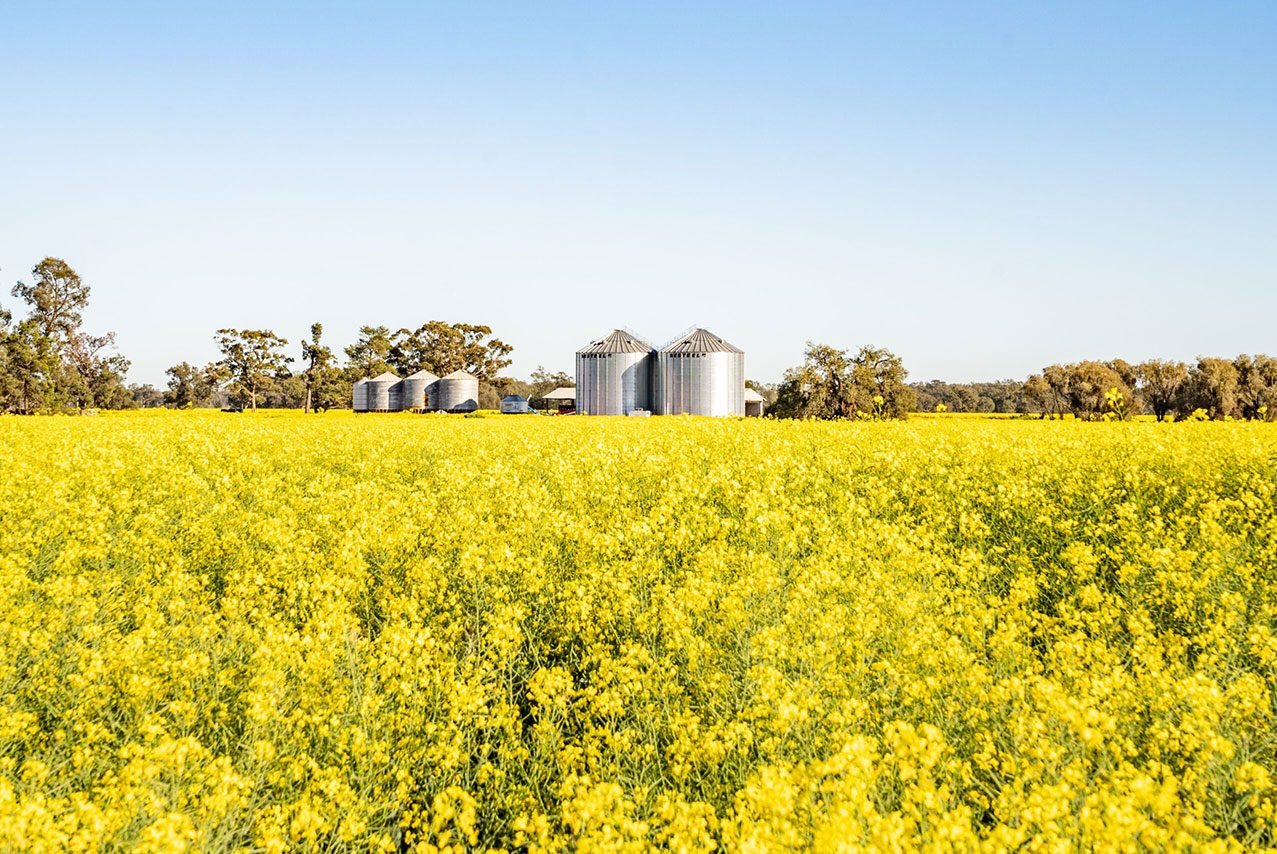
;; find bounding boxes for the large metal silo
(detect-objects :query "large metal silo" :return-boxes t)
[575,329,655,415]
[401,369,439,411]
[655,328,745,417]
[352,378,370,412]
[366,371,402,412]
[436,370,480,412]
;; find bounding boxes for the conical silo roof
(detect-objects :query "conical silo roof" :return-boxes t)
[440,369,477,380]
[578,329,654,354]
[404,368,439,381]
[661,328,743,354]
[371,371,401,381]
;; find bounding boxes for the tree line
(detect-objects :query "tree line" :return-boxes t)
[907,358,1277,421]
[167,323,555,412]
[164,322,583,411]
[5,258,1274,421]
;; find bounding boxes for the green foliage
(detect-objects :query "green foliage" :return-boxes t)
[2,258,128,413]
[387,321,513,381]
[214,329,291,411]
[300,323,344,412]
[911,380,1026,414]
[773,343,914,420]
[344,325,394,378]
[1138,360,1189,421]
[164,362,217,408]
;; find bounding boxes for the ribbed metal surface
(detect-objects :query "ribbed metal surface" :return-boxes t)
[661,328,744,354]
[576,329,654,415]
[352,378,370,412]
[401,369,439,411]
[366,371,402,412]
[500,395,530,414]
[436,370,479,412]
[655,328,745,416]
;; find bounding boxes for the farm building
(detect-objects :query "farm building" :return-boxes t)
[542,387,576,413]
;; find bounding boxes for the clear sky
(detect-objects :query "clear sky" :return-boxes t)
[2,1,1274,386]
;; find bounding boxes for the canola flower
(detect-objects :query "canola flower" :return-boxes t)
[1,410,1276,851]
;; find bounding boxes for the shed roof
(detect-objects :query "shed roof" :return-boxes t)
[744,387,766,402]
[662,327,743,354]
[578,329,654,354]
[543,386,577,400]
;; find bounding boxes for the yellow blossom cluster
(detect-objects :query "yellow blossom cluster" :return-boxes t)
[1,410,1275,851]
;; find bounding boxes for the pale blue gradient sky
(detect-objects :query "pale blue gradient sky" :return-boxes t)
[2,2,1274,386]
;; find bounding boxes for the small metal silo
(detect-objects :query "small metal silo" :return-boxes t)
[436,369,480,412]
[654,328,745,417]
[401,369,440,411]
[575,329,655,415]
[352,377,370,412]
[366,371,402,412]
[500,395,530,414]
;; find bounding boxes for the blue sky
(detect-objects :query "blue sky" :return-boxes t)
[2,2,1274,386]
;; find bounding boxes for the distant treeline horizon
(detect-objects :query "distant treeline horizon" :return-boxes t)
[3,257,1273,421]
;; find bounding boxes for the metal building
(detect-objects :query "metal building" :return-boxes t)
[500,394,530,414]
[352,377,370,412]
[366,371,402,412]
[654,328,745,417]
[401,369,439,412]
[436,369,480,412]
[744,386,766,417]
[542,387,577,413]
[575,329,655,415]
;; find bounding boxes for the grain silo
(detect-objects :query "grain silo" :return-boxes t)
[575,329,655,415]
[500,394,530,414]
[654,328,745,417]
[352,377,370,412]
[401,369,439,412]
[436,369,480,412]
[366,371,402,412]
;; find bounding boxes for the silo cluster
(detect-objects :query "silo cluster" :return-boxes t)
[574,327,746,417]
[351,368,479,413]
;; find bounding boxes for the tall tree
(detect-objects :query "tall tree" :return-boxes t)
[3,318,61,413]
[1137,360,1188,421]
[1063,361,1130,420]
[1178,357,1239,420]
[345,325,394,378]
[6,258,128,412]
[214,329,290,411]
[773,343,855,420]
[773,343,912,420]
[388,321,513,380]
[1233,354,1277,421]
[11,258,91,344]
[165,362,216,408]
[300,323,342,413]
[848,345,915,418]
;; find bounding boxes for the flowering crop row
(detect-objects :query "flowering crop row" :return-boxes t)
[1,411,1275,851]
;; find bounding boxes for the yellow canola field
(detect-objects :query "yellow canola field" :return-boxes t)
[2,411,1276,852]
